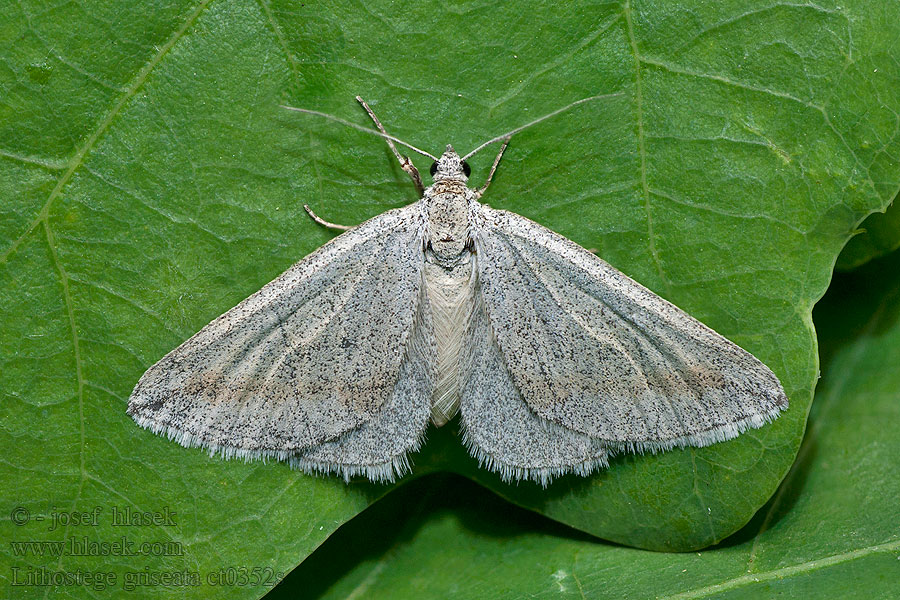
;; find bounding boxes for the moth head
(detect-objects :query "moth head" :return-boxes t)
[430,145,471,182]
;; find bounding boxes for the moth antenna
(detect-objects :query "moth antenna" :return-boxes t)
[280,105,439,161]
[461,92,624,160]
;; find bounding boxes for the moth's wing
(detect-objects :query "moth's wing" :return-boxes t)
[459,294,608,486]
[292,292,435,483]
[473,206,788,453]
[128,203,432,472]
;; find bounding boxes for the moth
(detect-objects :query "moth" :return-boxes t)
[128,95,788,486]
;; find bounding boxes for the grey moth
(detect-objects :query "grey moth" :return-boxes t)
[127,96,787,486]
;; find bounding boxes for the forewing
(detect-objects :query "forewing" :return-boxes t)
[128,203,427,460]
[473,206,787,452]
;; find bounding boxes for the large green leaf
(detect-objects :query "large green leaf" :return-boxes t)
[2,0,898,598]
[273,248,900,599]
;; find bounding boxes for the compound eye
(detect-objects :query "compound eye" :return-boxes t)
[462,161,471,177]
[429,161,438,176]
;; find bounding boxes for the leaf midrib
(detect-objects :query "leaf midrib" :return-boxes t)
[660,539,900,600]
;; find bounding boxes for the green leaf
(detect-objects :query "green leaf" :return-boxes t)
[2,0,899,597]
[272,248,900,599]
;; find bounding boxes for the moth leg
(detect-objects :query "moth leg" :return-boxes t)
[304,204,353,231]
[356,96,425,196]
[476,137,510,198]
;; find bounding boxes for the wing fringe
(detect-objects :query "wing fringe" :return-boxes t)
[129,408,428,484]
[458,412,609,487]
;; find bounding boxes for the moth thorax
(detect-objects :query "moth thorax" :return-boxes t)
[426,188,470,258]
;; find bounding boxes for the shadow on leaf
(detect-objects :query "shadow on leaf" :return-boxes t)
[267,472,601,600]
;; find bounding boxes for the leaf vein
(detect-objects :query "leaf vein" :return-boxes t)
[662,539,900,600]
[0,0,214,266]
[623,0,670,293]
[666,2,844,57]
[649,187,807,235]
[40,219,87,600]
[487,11,621,111]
